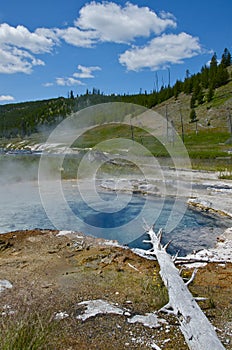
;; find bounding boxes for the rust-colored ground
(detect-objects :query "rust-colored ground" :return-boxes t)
[0,229,231,349]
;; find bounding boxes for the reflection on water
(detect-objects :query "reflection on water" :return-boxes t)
[0,180,231,256]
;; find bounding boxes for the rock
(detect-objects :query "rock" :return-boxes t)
[76,299,124,321]
[54,311,69,320]
[128,312,167,329]
[188,198,212,209]
[0,280,13,293]
[223,227,232,240]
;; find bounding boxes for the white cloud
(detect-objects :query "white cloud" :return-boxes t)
[0,23,54,53]
[0,46,45,74]
[0,3,203,77]
[43,82,54,87]
[119,32,202,71]
[46,65,100,87]
[75,1,176,43]
[0,23,54,74]
[33,3,176,49]
[73,64,101,78]
[35,27,60,44]
[55,27,97,48]
[56,77,85,86]
[159,11,176,21]
[0,95,14,101]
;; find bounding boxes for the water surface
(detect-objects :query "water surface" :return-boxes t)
[0,180,231,256]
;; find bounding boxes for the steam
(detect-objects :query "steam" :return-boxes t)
[0,102,193,246]
[0,156,39,185]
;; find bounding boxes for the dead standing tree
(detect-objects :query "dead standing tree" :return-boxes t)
[144,226,225,350]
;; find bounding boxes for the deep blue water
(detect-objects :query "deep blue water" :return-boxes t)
[0,181,231,256]
[68,193,230,255]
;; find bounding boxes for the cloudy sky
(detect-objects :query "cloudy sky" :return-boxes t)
[0,0,231,103]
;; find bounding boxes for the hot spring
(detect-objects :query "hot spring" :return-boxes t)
[0,178,231,256]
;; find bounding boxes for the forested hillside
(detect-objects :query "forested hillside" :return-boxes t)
[0,48,231,139]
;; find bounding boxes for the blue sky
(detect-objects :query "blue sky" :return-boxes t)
[0,0,231,103]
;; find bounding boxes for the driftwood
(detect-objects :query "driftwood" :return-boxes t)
[175,257,229,265]
[144,227,225,350]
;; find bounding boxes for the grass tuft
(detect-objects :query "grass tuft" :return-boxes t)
[0,307,55,350]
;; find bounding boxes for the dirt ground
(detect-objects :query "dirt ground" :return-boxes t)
[0,229,231,349]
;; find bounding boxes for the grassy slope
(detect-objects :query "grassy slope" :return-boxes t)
[70,79,232,170]
[0,77,232,172]
[153,79,232,171]
[153,79,232,133]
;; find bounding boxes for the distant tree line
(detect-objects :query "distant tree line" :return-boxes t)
[0,98,73,138]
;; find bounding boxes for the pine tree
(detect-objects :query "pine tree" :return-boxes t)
[193,80,201,96]
[216,64,229,86]
[207,85,214,102]
[191,80,203,106]
[209,53,218,88]
[185,69,190,79]
[183,77,193,94]
[221,48,232,68]
[210,52,218,70]
[197,87,204,105]
[173,80,183,99]
[190,94,196,108]
[190,109,199,134]
[201,65,209,89]
[190,108,197,122]
[70,90,75,99]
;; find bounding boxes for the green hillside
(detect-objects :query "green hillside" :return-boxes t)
[0,49,232,175]
[154,73,232,134]
[0,97,74,138]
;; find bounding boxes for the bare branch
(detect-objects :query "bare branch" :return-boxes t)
[185,268,198,287]
[163,240,173,251]
[172,250,180,263]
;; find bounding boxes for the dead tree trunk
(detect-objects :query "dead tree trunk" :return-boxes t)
[144,227,225,350]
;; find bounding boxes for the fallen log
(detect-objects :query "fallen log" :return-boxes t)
[175,257,229,265]
[144,227,225,350]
